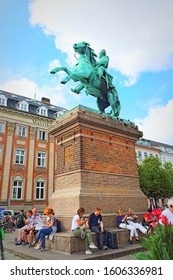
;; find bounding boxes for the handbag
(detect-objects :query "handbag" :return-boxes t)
[119,223,127,229]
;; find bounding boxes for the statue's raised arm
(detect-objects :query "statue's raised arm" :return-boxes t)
[50,41,121,117]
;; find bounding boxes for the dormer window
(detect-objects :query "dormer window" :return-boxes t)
[54,110,65,119]
[0,94,7,106]
[18,100,29,112]
[37,106,48,116]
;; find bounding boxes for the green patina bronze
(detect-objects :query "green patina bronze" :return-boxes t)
[50,41,121,117]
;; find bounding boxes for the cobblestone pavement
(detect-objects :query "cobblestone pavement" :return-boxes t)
[1,251,23,260]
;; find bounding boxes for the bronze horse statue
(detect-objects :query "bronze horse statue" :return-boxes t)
[50,41,121,117]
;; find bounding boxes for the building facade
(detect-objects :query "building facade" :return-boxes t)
[0,90,67,212]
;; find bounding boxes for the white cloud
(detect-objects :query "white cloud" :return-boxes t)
[135,99,173,145]
[0,78,69,107]
[29,0,173,85]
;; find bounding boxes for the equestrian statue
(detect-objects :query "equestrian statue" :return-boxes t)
[50,41,121,117]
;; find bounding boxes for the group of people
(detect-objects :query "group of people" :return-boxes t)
[12,197,173,254]
[116,197,173,244]
[14,207,57,251]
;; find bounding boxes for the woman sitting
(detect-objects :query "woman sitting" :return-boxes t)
[71,207,97,255]
[34,209,57,251]
[116,210,139,244]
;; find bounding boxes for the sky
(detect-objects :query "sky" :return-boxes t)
[0,0,173,144]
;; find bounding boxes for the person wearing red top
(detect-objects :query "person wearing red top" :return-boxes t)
[143,209,156,226]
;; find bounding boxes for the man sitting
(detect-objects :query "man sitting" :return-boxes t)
[88,207,108,250]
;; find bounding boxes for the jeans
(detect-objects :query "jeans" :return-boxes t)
[90,225,108,248]
[35,227,53,249]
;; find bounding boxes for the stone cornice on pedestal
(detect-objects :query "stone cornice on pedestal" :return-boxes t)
[49,105,143,143]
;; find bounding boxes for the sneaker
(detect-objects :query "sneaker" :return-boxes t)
[85,249,93,255]
[40,248,46,251]
[49,234,54,241]
[15,241,22,245]
[22,242,29,245]
[128,240,133,245]
[102,245,109,250]
[135,239,141,243]
[98,246,103,250]
[34,244,40,250]
[89,243,97,249]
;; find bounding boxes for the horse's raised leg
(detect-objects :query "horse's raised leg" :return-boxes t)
[50,67,72,84]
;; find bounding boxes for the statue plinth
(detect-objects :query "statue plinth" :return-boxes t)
[49,105,147,230]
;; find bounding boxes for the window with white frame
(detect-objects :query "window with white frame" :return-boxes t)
[12,180,23,199]
[150,153,153,157]
[17,126,27,137]
[0,122,4,133]
[18,100,29,112]
[38,130,47,141]
[54,110,65,119]
[37,152,46,167]
[0,94,7,106]
[35,180,45,199]
[37,106,48,116]
[137,151,142,161]
[15,149,25,165]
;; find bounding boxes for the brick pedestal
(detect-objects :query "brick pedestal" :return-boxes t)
[49,105,147,229]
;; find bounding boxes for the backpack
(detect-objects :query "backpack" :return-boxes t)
[107,231,118,249]
[56,219,61,232]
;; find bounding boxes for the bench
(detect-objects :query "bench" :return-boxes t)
[45,228,131,254]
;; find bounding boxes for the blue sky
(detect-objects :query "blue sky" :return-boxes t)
[0,0,173,144]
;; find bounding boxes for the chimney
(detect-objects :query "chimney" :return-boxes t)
[41,97,50,105]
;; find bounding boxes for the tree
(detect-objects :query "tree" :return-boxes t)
[138,157,173,207]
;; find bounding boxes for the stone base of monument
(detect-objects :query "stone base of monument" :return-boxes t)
[49,105,147,232]
[45,228,137,254]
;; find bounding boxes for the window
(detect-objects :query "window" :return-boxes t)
[37,152,46,167]
[37,106,48,116]
[54,110,65,119]
[35,181,45,199]
[12,180,23,199]
[17,126,27,137]
[38,130,47,141]
[0,122,4,133]
[150,153,153,157]
[15,149,25,165]
[0,94,7,106]
[137,151,142,161]
[144,152,148,158]
[18,100,29,112]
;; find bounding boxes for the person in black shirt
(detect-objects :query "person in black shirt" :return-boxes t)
[15,209,26,229]
[88,207,108,250]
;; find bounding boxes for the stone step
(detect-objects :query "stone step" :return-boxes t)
[45,228,137,254]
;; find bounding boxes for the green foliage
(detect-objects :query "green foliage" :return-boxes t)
[138,157,173,199]
[133,223,173,260]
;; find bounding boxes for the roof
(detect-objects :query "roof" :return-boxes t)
[0,89,68,120]
[136,138,173,153]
